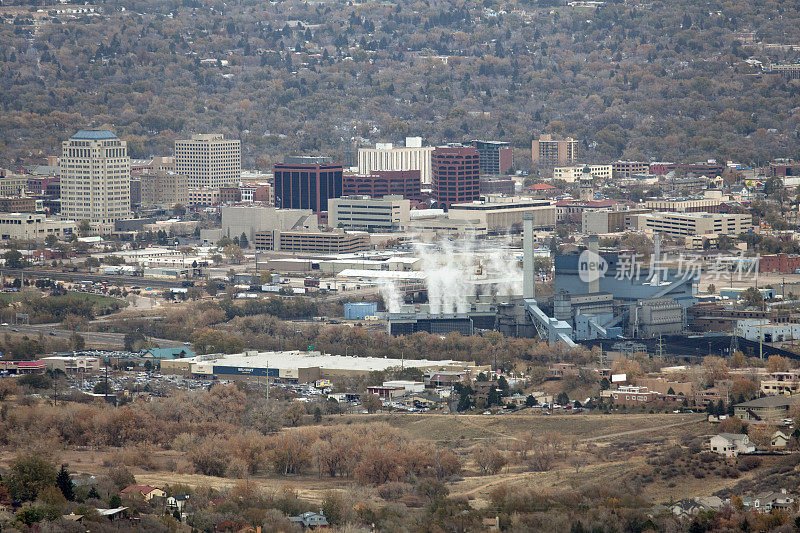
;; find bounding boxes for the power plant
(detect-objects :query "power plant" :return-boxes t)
[385,213,697,345]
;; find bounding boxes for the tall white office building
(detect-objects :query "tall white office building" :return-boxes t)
[175,134,241,189]
[60,130,131,231]
[357,137,434,184]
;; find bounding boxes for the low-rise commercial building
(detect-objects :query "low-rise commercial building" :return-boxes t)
[0,213,76,242]
[254,230,371,254]
[329,195,410,232]
[447,198,556,232]
[42,356,101,373]
[188,188,220,207]
[643,197,725,213]
[612,161,649,178]
[553,164,612,182]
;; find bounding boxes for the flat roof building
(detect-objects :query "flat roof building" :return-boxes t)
[531,134,578,168]
[342,170,422,200]
[274,157,343,214]
[644,212,752,237]
[0,212,76,242]
[329,195,410,232]
[358,137,434,184]
[553,164,612,182]
[174,134,241,190]
[432,145,480,209]
[471,140,513,176]
[448,198,556,232]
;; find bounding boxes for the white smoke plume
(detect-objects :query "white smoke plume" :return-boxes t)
[379,279,404,313]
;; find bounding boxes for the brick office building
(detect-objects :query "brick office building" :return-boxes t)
[432,145,480,209]
[342,170,422,200]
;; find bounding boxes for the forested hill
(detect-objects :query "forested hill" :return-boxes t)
[1,0,800,167]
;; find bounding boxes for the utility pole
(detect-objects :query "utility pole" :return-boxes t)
[265,360,269,401]
[104,357,110,404]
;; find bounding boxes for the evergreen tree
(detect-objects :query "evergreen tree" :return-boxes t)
[240,232,249,249]
[56,465,74,501]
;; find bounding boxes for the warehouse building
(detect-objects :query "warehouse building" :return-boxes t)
[160,350,488,381]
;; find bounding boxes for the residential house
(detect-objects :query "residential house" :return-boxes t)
[291,511,329,529]
[741,490,795,513]
[120,485,166,501]
[96,507,128,521]
[167,494,190,513]
[670,496,725,518]
[734,395,797,422]
[708,433,755,457]
[772,429,794,449]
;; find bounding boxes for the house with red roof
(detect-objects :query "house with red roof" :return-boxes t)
[120,485,166,501]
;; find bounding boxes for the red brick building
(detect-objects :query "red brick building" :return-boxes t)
[432,145,480,209]
[219,186,242,204]
[760,254,800,274]
[342,170,422,200]
[649,162,726,176]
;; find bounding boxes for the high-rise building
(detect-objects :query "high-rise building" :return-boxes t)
[140,171,189,209]
[174,134,241,189]
[531,134,579,168]
[273,156,343,214]
[60,130,131,229]
[471,140,513,175]
[357,137,435,184]
[432,145,480,209]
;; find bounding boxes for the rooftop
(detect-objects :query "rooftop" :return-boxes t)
[71,130,118,140]
[736,395,798,408]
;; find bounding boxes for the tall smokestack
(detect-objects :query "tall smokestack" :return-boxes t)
[652,233,661,286]
[523,214,535,299]
[588,235,600,294]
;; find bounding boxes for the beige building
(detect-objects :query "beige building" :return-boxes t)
[553,164,612,182]
[407,217,488,239]
[188,188,220,207]
[447,198,556,232]
[531,134,579,168]
[221,205,315,242]
[582,207,651,234]
[0,171,27,196]
[357,137,434,184]
[254,230,371,253]
[175,134,241,189]
[644,212,752,237]
[329,195,410,232]
[60,130,131,231]
[643,197,724,213]
[0,212,76,242]
[140,171,188,209]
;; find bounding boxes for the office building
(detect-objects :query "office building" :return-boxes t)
[188,188,220,207]
[0,171,27,196]
[531,134,579,168]
[357,137,435,184]
[140,171,189,209]
[219,186,242,204]
[644,212,752,237]
[174,134,241,189]
[581,208,651,234]
[432,144,480,208]
[0,212,76,242]
[329,195,410,232]
[553,164,612,182]
[130,179,141,208]
[273,156,343,214]
[479,177,515,195]
[612,161,650,178]
[471,140,513,175]
[342,170,422,200]
[254,230,371,254]
[0,197,39,213]
[649,161,726,176]
[643,197,725,213]
[60,130,131,230]
[448,198,556,232]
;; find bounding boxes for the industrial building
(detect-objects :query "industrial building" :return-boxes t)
[160,350,488,381]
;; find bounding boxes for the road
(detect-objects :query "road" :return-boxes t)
[3,323,185,349]
[0,269,184,289]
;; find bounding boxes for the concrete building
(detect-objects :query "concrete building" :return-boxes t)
[254,230,371,254]
[471,140,513,175]
[140,171,188,209]
[357,137,434,184]
[644,212,752,237]
[633,298,684,337]
[432,145,480,208]
[553,164,612,182]
[329,195,410,232]
[342,170,422,200]
[0,213,76,242]
[531,134,579,168]
[174,134,241,189]
[407,217,488,239]
[448,198,556,232]
[220,205,315,242]
[643,197,725,213]
[581,207,651,234]
[274,156,343,214]
[60,130,131,231]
